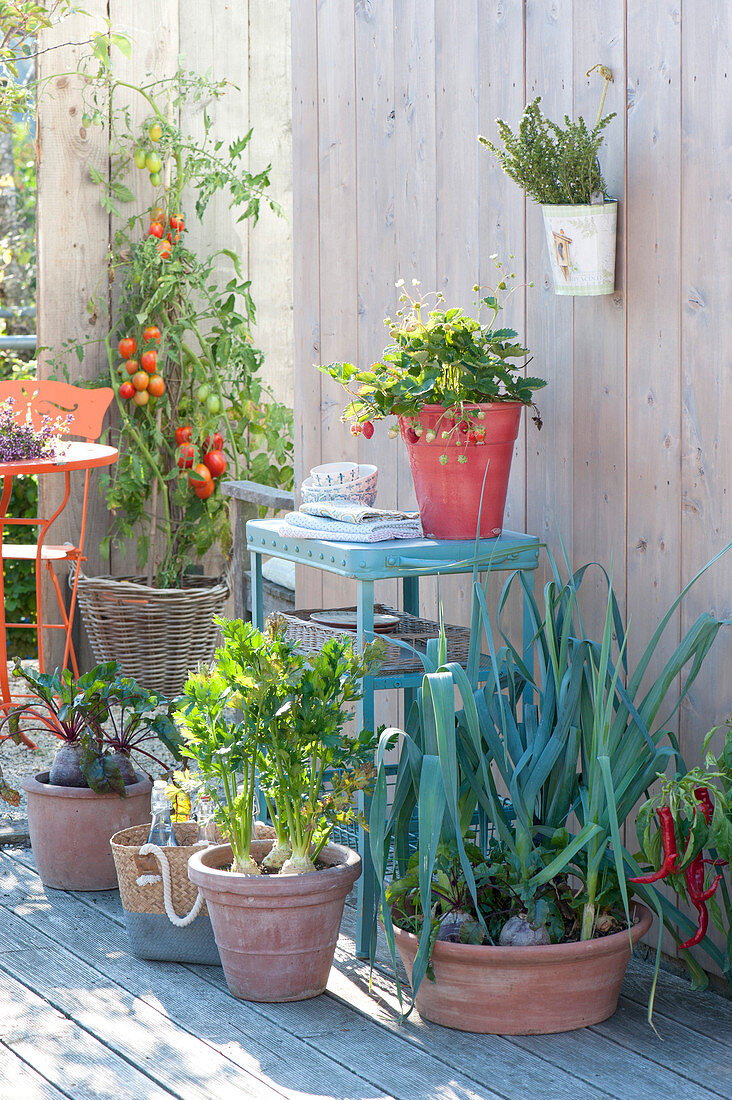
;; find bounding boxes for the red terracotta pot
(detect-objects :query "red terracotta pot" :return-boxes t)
[22,771,153,891]
[399,402,523,539]
[392,903,653,1034]
[188,840,361,1002]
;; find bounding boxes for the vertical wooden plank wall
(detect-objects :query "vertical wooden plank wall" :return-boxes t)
[36,0,112,670]
[291,3,732,819]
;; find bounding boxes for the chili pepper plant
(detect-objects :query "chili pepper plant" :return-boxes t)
[51,45,293,587]
[175,616,381,875]
[631,719,732,986]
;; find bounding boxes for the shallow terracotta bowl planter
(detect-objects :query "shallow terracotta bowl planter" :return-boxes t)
[188,839,361,1002]
[22,771,153,891]
[392,903,653,1034]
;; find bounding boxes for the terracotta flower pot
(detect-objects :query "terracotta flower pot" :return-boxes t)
[392,903,653,1034]
[22,771,153,891]
[188,839,361,1002]
[399,403,522,539]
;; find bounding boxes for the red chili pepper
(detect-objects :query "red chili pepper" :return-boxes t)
[694,785,714,825]
[679,897,709,950]
[630,806,680,883]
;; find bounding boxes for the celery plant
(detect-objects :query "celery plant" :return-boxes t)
[177,617,381,875]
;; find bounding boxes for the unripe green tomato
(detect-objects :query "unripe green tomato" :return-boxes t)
[133,148,147,170]
[206,394,222,415]
[92,109,103,126]
[149,171,162,187]
[82,112,92,128]
[148,122,163,142]
[132,272,142,285]
[196,383,211,404]
[145,151,162,174]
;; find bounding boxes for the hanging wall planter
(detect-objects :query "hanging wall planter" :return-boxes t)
[541,200,617,296]
[481,65,618,298]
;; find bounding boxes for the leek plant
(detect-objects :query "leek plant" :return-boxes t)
[370,544,730,1008]
[176,617,381,875]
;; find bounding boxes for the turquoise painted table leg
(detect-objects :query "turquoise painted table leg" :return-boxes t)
[250,551,264,629]
[402,572,420,722]
[356,579,376,958]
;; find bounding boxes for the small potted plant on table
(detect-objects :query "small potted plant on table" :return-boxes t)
[480,68,618,295]
[0,661,180,891]
[179,616,380,1002]
[321,265,546,539]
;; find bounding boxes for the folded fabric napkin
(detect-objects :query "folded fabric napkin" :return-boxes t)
[299,501,420,524]
[279,510,423,543]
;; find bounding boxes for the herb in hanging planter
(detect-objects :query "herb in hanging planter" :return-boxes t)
[0,397,73,464]
[480,94,616,206]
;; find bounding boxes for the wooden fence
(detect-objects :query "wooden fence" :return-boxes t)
[36,0,292,666]
[292,0,731,809]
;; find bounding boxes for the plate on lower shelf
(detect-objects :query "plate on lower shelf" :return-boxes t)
[309,610,400,634]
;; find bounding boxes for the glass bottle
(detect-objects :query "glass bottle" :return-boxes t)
[195,793,217,845]
[147,779,178,846]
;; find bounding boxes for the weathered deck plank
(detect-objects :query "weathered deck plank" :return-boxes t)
[0,1039,72,1099]
[1,847,730,1100]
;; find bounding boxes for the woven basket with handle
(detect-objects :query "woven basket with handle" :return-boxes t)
[76,571,229,697]
[111,822,209,917]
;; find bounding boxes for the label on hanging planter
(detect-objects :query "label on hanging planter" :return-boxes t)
[541,202,617,296]
[590,191,604,205]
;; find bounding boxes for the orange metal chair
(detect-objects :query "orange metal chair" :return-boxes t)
[0,381,114,679]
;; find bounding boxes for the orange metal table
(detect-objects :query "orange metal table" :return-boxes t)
[0,441,118,709]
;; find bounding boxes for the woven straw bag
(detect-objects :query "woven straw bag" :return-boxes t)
[111,822,221,964]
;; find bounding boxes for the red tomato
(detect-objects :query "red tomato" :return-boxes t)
[203,431,224,453]
[176,444,196,470]
[194,479,215,501]
[148,221,164,239]
[118,337,136,359]
[169,214,185,231]
[175,426,192,446]
[119,382,135,400]
[140,349,157,372]
[148,375,165,397]
[132,389,149,407]
[156,239,172,259]
[203,450,227,478]
[142,325,161,345]
[188,463,213,488]
[124,358,138,376]
[132,371,150,392]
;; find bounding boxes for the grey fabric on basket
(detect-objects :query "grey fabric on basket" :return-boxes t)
[123,910,221,965]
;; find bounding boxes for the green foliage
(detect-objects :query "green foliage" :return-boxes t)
[176,617,381,874]
[480,97,616,205]
[369,542,731,1011]
[0,659,180,796]
[45,40,293,585]
[322,264,545,426]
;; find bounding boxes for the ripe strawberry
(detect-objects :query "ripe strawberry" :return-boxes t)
[362,421,374,439]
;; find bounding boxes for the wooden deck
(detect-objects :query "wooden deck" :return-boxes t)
[0,845,730,1100]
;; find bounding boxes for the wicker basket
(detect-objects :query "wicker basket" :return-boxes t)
[76,571,229,697]
[111,822,221,964]
[283,604,486,676]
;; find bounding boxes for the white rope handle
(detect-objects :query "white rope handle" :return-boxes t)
[136,843,204,928]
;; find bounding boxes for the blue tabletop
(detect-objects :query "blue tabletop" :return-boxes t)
[246,518,540,580]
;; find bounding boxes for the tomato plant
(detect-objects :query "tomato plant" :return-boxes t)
[53,58,293,588]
